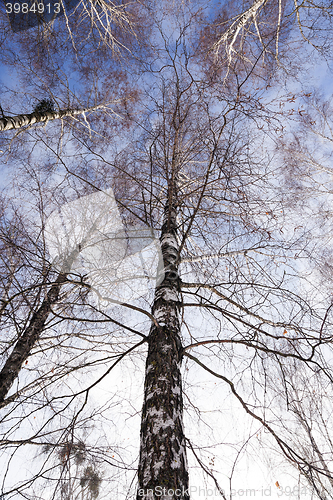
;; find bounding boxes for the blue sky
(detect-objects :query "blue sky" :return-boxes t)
[1,1,333,499]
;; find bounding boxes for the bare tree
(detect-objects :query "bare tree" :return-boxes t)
[1,1,333,500]
[0,103,107,132]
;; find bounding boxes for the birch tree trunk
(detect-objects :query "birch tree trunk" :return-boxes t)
[0,106,101,132]
[0,247,80,406]
[137,189,189,499]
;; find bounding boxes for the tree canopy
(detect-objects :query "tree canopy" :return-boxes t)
[0,1,333,499]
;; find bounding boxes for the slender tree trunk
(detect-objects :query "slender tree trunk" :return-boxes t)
[0,106,101,132]
[0,188,119,405]
[0,248,80,406]
[137,191,189,499]
[0,258,17,321]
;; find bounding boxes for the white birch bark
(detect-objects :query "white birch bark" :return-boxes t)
[0,106,101,132]
[214,0,268,60]
[137,190,189,499]
[0,245,81,406]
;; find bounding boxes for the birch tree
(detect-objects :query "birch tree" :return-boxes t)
[1,1,333,500]
[0,103,107,132]
[0,3,140,408]
[0,3,140,159]
[210,0,333,66]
